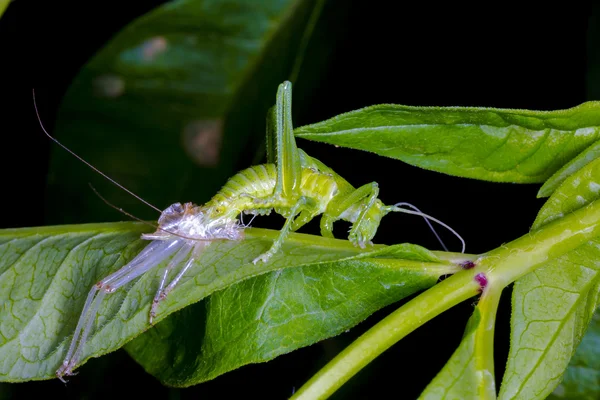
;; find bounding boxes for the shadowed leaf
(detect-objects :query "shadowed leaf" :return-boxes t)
[47,0,331,224]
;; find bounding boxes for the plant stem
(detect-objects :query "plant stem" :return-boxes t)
[480,199,600,286]
[474,284,503,399]
[291,270,481,400]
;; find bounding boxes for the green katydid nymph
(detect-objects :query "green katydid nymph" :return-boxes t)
[35,81,464,381]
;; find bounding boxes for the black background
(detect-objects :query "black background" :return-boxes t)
[3,0,598,398]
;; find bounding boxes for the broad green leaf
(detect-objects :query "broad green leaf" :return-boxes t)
[538,140,600,198]
[0,223,457,382]
[498,241,600,400]
[47,0,329,224]
[126,257,449,387]
[533,157,600,229]
[420,286,502,400]
[548,309,600,400]
[294,102,600,183]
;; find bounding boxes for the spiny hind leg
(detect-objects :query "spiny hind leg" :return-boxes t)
[253,197,309,264]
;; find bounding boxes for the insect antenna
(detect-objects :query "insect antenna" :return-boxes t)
[88,184,216,242]
[32,89,162,213]
[387,202,466,253]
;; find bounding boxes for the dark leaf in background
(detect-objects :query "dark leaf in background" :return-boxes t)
[45,0,334,225]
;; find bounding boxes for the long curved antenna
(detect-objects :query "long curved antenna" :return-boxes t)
[394,202,449,251]
[89,184,218,242]
[387,202,466,253]
[33,89,162,213]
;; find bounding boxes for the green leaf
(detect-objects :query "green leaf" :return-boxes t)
[47,0,330,224]
[538,140,600,198]
[533,157,600,229]
[498,242,600,400]
[125,256,448,387]
[548,309,600,400]
[0,223,457,382]
[294,102,600,183]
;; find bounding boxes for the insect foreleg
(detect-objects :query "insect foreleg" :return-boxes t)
[321,182,383,247]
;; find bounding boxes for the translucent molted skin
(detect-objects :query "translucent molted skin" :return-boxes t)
[141,202,244,241]
[57,202,245,382]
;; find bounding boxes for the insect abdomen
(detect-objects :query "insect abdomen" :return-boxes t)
[207,164,277,208]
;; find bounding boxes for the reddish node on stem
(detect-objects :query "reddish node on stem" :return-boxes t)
[460,260,476,269]
[474,273,488,291]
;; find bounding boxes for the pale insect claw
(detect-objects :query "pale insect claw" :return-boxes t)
[56,362,78,383]
[149,290,169,323]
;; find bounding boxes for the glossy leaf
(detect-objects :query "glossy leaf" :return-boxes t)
[533,157,600,229]
[294,102,600,183]
[498,241,600,400]
[126,257,450,387]
[47,0,329,224]
[0,223,457,382]
[538,140,600,198]
[548,309,600,400]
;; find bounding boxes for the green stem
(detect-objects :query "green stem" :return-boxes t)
[479,199,600,285]
[293,199,600,399]
[474,284,503,399]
